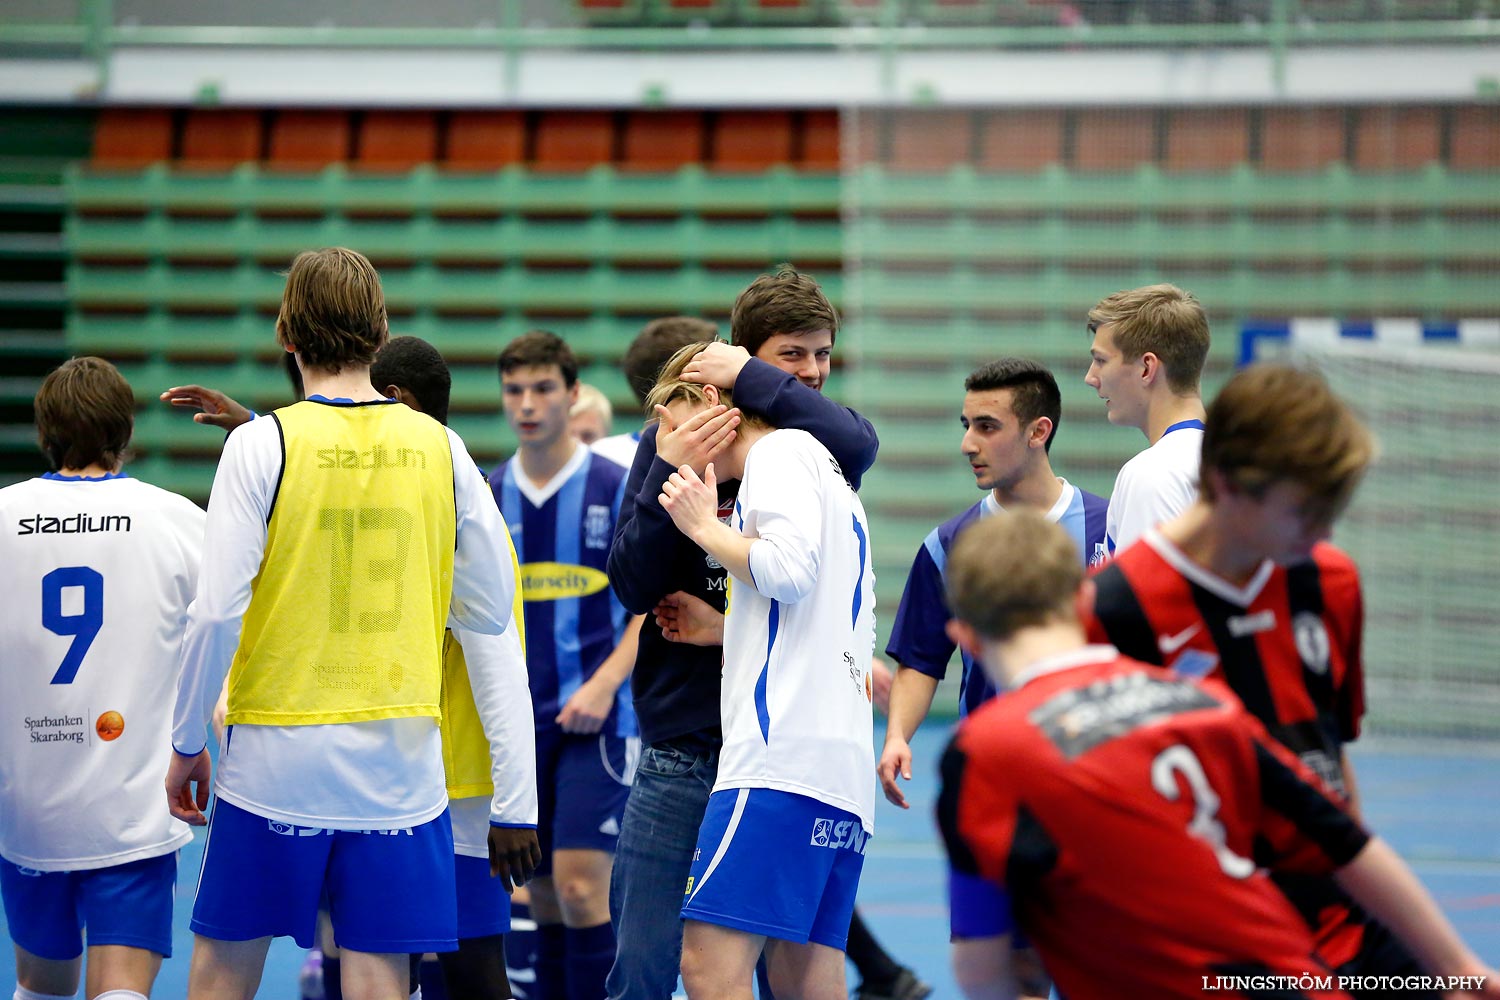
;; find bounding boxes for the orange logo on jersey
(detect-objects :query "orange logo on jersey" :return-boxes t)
[865,672,872,702]
[95,711,124,742]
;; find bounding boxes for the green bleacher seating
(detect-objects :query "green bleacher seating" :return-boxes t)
[648,0,734,22]
[68,212,841,267]
[576,0,648,24]
[69,164,841,217]
[64,157,1500,543]
[850,162,1500,213]
[735,0,825,23]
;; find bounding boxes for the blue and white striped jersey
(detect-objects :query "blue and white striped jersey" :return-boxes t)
[494,444,635,738]
[886,480,1107,717]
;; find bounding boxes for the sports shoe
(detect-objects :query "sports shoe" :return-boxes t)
[855,967,933,1000]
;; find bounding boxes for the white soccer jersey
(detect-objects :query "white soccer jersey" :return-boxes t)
[716,430,876,832]
[0,473,204,870]
[171,410,518,829]
[590,431,640,472]
[449,622,538,858]
[1106,420,1204,557]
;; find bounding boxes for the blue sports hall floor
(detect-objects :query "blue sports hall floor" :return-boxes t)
[4,725,1498,997]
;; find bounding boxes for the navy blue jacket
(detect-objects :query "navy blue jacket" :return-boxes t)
[607,358,880,745]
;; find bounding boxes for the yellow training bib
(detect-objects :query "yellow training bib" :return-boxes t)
[226,400,456,726]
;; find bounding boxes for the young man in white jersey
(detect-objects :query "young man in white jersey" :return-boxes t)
[652,343,876,1000]
[165,248,519,1000]
[0,357,204,1000]
[1083,283,1210,557]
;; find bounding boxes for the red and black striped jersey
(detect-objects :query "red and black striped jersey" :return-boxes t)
[937,647,1366,1000]
[1085,533,1364,798]
[1084,532,1373,968]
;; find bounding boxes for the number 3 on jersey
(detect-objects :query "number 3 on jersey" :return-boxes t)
[41,566,104,685]
[1151,743,1256,879]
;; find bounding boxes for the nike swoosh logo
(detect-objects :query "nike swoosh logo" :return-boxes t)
[1158,624,1202,656]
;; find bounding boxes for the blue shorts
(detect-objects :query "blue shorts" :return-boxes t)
[0,853,176,961]
[948,868,1016,941]
[534,726,637,876]
[681,787,867,950]
[455,853,512,940]
[191,799,457,954]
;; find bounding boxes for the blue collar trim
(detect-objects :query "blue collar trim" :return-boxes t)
[1161,419,1206,437]
[305,395,399,407]
[42,470,129,482]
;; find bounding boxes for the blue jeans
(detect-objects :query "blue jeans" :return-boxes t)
[605,734,719,1000]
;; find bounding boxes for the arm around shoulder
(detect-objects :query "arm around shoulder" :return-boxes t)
[732,359,879,486]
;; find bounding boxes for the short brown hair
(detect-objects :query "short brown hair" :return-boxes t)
[34,357,134,472]
[623,317,719,407]
[498,330,579,387]
[1087,284,1210,394]
[946,511,1083,641]
[1199,363,1375,526]
[275,247,389,372]
[730,266,838,358]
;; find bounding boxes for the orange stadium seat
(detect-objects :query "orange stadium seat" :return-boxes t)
[1072,109,1157,171]
[621,111,705,171]
[357,111,439,170]
[710,111,794,169]
[1260,107,1345,170]
[268,110,351,168]
[444,111,526,169]
[978,109,1064,171]
[888,111,975,172]
[1353,106,1441,171]
[180,110,264,169]
[1450,106,1500,169]
[1165,108,1249,171]
[798,110,842,170]
[533,111,616,170]
[92,108,174,168]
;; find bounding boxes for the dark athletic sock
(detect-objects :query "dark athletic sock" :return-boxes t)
[535,923,567,1000]
[847,909,903,989]
[506,900,538,999]
[418,955,449,1000]
[438,934,513,1000]
[322,956,343,1000]
[563,921,614,1000]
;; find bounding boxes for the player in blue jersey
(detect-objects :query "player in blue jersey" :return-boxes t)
[493,331,645,1000]
[879,358,1106,995]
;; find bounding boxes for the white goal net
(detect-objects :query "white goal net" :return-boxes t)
[1283,341,1500,740]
